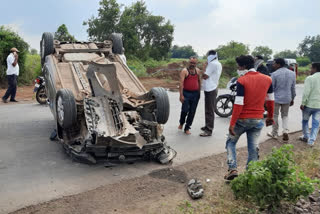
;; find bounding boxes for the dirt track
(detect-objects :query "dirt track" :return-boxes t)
[12,132,318,214]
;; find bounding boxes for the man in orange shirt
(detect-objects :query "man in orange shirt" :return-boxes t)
[224,55,274,181]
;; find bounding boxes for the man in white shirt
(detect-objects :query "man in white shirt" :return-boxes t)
[2,48,19,103]
[200,50,222,137]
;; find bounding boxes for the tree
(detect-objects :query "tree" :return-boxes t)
[171,45,197,59]
[54,24,77,42]
[273,49,298,59]
[298,35,320,61]
[83,0,121,41]
[83,0,174,60]
[0,26,29,85]
[252,46,273,61]
[30,48,38,55]
[216,41,249,60]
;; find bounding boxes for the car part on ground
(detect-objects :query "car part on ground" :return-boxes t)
[187,179,204,200]
[41,32,175,164]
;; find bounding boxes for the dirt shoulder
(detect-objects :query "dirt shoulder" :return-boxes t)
[12,132,320,214]
[0,85,35,105]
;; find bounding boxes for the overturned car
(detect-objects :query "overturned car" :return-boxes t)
[40,32,176,164]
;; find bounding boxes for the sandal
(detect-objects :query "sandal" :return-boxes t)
[224,170,238,181]
[184,130,191,135]
[187,179,204,199]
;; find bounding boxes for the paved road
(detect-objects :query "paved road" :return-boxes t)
[0,85,304,213]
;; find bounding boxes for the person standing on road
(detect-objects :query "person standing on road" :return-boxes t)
[224,55,274,181]
[267,58,296,141]
[2,48,20,103]
[299,63,320,146]
[200,50,222,137]
[178,57,201,135]
[254,55,269,76]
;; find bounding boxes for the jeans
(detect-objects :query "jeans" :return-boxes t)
[204,89,218,133]
[302,107,320,145]
[2,75,17,101]
[272,103,290,135]
[179,90,200,131]
[226,119,264,170]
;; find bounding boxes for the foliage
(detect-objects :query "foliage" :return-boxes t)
[54,24,77,42]
[296,57,311,67]
[298,35,320,61]
[24,54,41,83]
[221,58,238,77]
[231,145,319,212]
[84,0,121,41]
[274,49,298,59]
[171,45,197,59]
[30,48,38,55]
[251,46,273,61]
[84,0,174,60]
[216,41,249,60]
[0,26,29,85]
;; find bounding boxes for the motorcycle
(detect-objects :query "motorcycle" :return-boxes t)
[214,77,237,118]
[34,76,47,105]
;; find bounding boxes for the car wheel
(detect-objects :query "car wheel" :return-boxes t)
[110,33,123,55]
[40,32,54,65]
[150,87,170,124]
[56,89,77,129]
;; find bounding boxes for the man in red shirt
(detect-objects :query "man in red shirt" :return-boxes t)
[224,55,274,181]
[178,57,201,135]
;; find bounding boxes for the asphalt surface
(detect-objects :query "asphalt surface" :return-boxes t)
[0,85,303,213]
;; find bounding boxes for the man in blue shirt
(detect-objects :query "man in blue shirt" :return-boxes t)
[267,58,296,141]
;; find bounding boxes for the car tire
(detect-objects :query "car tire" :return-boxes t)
[56,89,77,129]
[40,32,54,65]
[150,87,170,124]
[110,33,123,54]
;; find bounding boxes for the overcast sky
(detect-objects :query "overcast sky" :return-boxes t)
[1,0,319,55]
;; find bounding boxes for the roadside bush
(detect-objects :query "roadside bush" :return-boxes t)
[126,58,147,77]
[0,26,29,86]
[222,58,237,77]
[231,145,319,212]
[296,57,311,67]
[21,54,41,85]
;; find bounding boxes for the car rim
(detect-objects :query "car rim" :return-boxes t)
[57,96,64,124]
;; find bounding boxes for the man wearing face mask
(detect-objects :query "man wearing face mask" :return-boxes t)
[224,55,274,181]
[178,57,201,135]
[200,50,222,137]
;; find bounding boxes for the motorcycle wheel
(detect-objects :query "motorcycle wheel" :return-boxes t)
[36,86,47,105]
[215,95,234,118]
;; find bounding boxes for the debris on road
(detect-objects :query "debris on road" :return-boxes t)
[187,179,204,200]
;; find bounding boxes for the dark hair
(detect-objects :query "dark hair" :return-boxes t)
[312,62,320,72]
[208,50,217,56]
[236,55,255,70]
[274,58,286,67]
[256,55,263,60]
